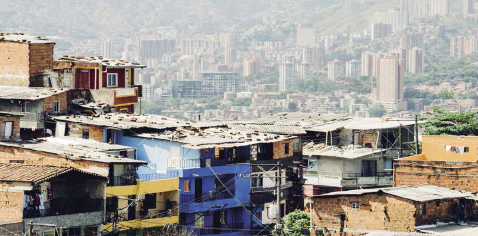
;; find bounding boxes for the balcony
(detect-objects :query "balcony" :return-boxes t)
[20,112,44,129]
[168,159,201,169]
[342,172,393,188]
[200,158,228,167]
[139,171,179,182]
[195,223,244,235]
[109,174,138,186]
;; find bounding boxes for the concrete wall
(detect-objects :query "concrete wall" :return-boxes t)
[24,211,103,232]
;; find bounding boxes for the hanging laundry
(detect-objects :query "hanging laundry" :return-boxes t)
[445,145,451,151]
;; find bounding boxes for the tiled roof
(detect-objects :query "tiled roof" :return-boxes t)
[0,163,106,186]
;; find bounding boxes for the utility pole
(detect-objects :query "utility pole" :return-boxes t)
[415,115,419,154]
[276,162,282,235]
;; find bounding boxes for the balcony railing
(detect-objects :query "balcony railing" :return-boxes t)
[110,174,137,186]
[24,199,104,218]
[341,172,393,187]
[196,223,245,235]
[342,172,393,179]
[168,159,201,169]
[139,171,179,182]
[200,158,228,167]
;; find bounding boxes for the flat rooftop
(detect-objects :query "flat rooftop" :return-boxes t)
[0,86,68,100]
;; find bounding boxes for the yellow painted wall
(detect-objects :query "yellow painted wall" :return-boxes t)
[103,215,179,232]
[106,178,179,197]
[419,136,478,162]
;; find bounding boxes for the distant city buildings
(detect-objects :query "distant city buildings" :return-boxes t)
[302,46,325,72]
[377,55,406,111]
[346,60,362,78]
[327,60,346,80]
[450,35,478,57]
[408,47,423,74]
[371,23,392,40]
[464,0,474,14]
[242,53,261,77]
[140,39,176,60]
[279,56,298,91]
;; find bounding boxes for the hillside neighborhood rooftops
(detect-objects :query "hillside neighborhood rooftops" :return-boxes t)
[306,117,417,132]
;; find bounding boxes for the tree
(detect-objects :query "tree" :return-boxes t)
[368,104,386,117]
[421,109,478,136]
[281,210,310,236]
[288,102,298,112]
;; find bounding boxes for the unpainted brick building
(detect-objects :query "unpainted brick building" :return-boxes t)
[0,33,55,87]
[310,185,478,235]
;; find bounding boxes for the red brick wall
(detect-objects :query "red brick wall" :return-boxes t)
[67,122,105,142]
[0,116,20,139]
[394,159,478,193]
[0,189,23,222]
[0,145,109,170]
[29,44,54,76]
[0,41,30,87]
[358,131,378,149]
[273,139,294,159]
[43,92,68,114]
[312,194,417,233]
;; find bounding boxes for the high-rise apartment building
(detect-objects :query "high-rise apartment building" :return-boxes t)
[297,27,317,47]
[302,46,325,72]
[400,32,424,49]
[464,0,474,14]
[220,33,238,67]
[201,72,240,96]
[346,60,362,79]
[450,36,478,57]
[101,40,113,59]
[297,61,313,80]
[408,47,423,74]
[369,8,406,31]
[279,56,298,91]
[327,60,346,80]
[243,54,261,77]
[371,23,392,40]
[377,56,405,111]
[400,0,451,21]
[140,39,176,60]
[180,38,220,55]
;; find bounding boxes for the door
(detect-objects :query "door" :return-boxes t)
[361,160,377,177]
[79,70,90,89]
[213,211,221,234]
[194,179,202,202]
[3,122,12,138]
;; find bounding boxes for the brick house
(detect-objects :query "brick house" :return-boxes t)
[0,111,22,140]
[0,163,107,236]
[0,33,55,87]
[309,185,478,235]
[53,56,146,113]
[0,86,69,139]
[394,136,478,193]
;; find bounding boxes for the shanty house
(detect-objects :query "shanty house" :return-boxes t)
[0,163,107,236]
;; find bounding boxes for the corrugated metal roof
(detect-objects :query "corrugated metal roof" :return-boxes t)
[228,123,306,135]
[0,86,68,100]
[0,163,106,186]
[303,144,383,159]
[318,185,473,202]
[307,117,416,132]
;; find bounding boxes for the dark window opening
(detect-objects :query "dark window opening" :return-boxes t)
[285,143,290,155]
[82,129,89,139]
[361,160,377,177]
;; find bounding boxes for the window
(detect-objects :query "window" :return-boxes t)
[21,102,31,113]
[352,201,359,209]
[107,73,118,87]
[54,101,60,113]
[361,160,377,177]
[2,121,13,138]
[184,180,190,192]
[285,143,290,155]
[82,129,89,139]
[419,203,426,215]
[195,213,204,228]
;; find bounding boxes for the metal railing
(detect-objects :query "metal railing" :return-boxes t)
[200,158,228,167]
[139,171,179,182]
[168,159,201,169]
[196,223,245,235]
[251,181,293,193]
[342,172,393,179]
[110,175,137,186]
[24,199,104,218]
